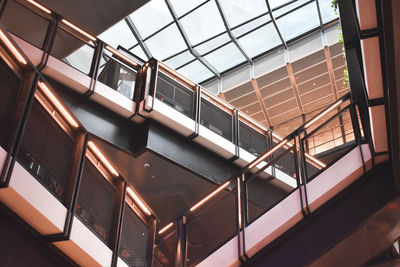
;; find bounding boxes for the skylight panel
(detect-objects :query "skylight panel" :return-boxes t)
[275,2,320,41]
[203,42,247,72]
[218,0,267,27]
[98,20,137,49]
[180,1,226,45]
[129,0,173,38]
[178,60,214,82]
[145,24,187,59]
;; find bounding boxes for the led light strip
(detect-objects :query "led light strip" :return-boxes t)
[304,100,343,129]
[38,81,79,128]
[0,29,27,65]
[159,62,196,87]
[61,19,97,42]
[190,181,231,212]
[105,45,139,67]
[158,222,174,235]
[201,88,234,111]
[127,187,151,216]
[26,0,51,14]
[87,141,119,177]
[248,139,288,170]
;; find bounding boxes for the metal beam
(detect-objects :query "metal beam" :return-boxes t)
[251,79,272,126]
[125,16,152,59]
[265,0,287,48]
[286,62,305,113]
[324,46,340,100]
[214,0,252,63]
[164,0,220,78]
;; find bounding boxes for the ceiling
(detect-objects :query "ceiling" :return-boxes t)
[223,42,350,136]
[97,0,338,82]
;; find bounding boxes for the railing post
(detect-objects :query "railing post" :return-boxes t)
[62,132,87,240]
[230,108,240,161]
[38,14,60,70]
[87,40,104,95]
[111,181,127,267]
[293,135,306,216]
[188,86,201,140]
[298,133,311,215]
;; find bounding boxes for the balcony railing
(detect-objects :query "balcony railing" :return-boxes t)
[0,2,373,266]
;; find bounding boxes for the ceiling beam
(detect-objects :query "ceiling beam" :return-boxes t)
[215,0,253,64]
[265,0,287,48]
[286,62,305,113]
[324,46,340,100]
[251,79,272,126]
[125,16,153,59]
[164,0,220,78]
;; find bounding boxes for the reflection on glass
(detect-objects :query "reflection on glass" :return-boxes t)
[97,52,137,99]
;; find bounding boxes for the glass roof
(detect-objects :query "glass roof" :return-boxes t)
[98,0,338,83]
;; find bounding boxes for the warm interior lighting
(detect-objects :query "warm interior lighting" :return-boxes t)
[38,81,79,128]
[26,0,51,14]
[158,222,174,235]
[0,29,27,65]
[272,133,326,169]
[190,181,231,212]
[61,19,97,42]
[87,141,119,177]
[248,139,288,170]
[305,153,327,168]
[239,112,268,132]
[159,62,196,87]
[304,100,343,129]
[127,187,151,216]
[105,45,139,67]
[201,88,234,111]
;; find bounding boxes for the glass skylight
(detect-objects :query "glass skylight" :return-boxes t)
[96,0,338,83]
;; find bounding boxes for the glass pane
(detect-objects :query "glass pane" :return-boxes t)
[145,24,188,59]
[247,174,294,224]
[180,1,226,45]
[275,2,320,41]
[268,0,293,9]
[238,23,282,57]
[98,20,137,49]
[98,50,137,99]
[194,33,230,55]
[51,28,95,75]
[129,0,173,38]
[273,0,311,18]
[130,45,148,61]
[164,50,195,69]
[318,0,338,23]
[178,60,214,83]
[203,42,246,72]
[231,15,270,37]
[219,0,267,27]
[186,190,237,266]
[170,0,207,16]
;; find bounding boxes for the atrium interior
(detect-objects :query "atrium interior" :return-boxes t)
[0,0,399,266]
